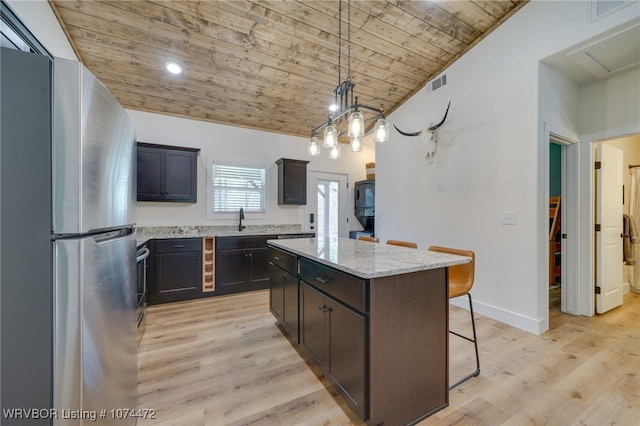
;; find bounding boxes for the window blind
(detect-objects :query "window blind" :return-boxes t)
[212,164,266,212]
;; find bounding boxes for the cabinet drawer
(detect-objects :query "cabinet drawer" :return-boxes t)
[269,247,297,274]
[216,235,276,250]
[154,238,202,253]
[299,258,366,313]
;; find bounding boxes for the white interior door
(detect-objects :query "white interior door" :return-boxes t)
[305,171,348,238]
[595,143,624,314]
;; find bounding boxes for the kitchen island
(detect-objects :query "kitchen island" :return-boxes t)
[267,237,471,426]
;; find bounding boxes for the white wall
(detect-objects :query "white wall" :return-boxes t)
[5,0,76,59]
[376,0,639,334]
[128,110,374,228]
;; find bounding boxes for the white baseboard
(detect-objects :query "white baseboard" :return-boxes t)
[450,297,546,336]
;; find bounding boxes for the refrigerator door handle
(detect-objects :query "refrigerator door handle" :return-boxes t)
[92,228,134,244]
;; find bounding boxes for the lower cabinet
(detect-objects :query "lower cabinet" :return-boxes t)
[299,281,367,419]
[148,238,202,304]
[269,247,300,340]
[215,236,274,295]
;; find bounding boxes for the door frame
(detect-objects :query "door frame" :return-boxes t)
[578,130,640,316]
[548,132,579,316]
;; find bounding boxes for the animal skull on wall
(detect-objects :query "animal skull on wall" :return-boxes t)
[394,101,451,161]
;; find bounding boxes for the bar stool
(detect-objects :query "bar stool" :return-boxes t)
[386,239,417,249]
[428,245,479,389]
[358,236,380,243]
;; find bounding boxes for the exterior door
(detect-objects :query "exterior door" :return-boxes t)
[305,171,348,238]
[595,143,624,313]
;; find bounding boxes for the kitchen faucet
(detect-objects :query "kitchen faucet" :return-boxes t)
[238,207,246,231]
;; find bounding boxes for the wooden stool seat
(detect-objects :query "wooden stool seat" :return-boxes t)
[358,236,380,243]
[386,239,417,249]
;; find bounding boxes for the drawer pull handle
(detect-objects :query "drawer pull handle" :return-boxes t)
[173,244,185,248]
[273,256,281,261]
[315,276,330,284]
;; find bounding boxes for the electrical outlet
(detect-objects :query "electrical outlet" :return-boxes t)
[501,211,517,225]
[436,180,444,192]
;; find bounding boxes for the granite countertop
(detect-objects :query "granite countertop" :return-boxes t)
[267,237,471,279]
[135,224,309,246]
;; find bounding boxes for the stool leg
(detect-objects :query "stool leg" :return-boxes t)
[449,293,481,390]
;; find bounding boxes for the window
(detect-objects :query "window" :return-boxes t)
[212,163,266,213]
[1,1,51,56]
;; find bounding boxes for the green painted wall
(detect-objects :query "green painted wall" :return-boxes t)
[550,143,561,197]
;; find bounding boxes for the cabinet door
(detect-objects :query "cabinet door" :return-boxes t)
[299,282,328,368]
[283,161,307,204]
[249,247,270,288]
[137,146,163,201]
[164,149,197,202]
[153,251,201,302]
[282,271,299,341]
[269,264,285,322]
[328,300,367,419]
[215,249,250,293]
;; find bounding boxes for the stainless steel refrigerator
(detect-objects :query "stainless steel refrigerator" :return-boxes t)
[1,48,137,425]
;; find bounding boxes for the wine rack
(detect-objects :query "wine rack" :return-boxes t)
[202,237,215,292]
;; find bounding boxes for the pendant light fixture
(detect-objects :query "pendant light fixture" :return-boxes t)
[308,136,320,156]
[308,0,389,158]
[350,135,362,152]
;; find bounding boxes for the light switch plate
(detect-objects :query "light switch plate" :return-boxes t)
[501,211,517,225]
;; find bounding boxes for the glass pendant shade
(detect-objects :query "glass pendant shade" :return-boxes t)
[323,124,337,148]
[308,137,320,156]
[373,118,390,143]
[329,143,341,160]
[349,136,362,152]
[347,110,364,138]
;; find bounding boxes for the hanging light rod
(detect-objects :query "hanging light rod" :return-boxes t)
[308,0,389,158]
[310,98,386,138]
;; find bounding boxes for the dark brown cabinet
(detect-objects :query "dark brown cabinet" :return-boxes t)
[215,235,274,294]
[276,158,309,205]
[137,142,199,202]
[269,247,299,341]
[148,238,202,304]
[299,281,367,418]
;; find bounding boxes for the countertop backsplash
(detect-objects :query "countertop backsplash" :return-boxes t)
[135,224,305,246]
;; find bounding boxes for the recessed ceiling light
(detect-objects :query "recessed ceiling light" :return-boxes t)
[165,61,183,74]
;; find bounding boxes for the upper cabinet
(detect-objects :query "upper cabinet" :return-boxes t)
[137,142,200,202]
[276,158,309,205]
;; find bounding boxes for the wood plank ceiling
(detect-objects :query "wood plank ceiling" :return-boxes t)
[49,0,527,139]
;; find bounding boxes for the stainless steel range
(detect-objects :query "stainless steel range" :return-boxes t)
[136,245,150,345]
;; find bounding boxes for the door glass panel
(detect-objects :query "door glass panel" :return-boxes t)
[317,179,339,239]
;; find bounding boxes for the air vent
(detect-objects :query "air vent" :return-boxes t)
[427,74,447,92]
[591,0,634,21]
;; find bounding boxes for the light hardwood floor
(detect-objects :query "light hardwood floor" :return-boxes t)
[138,290,640,426]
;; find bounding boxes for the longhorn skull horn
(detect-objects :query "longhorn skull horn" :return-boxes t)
[393,101,451,136]
[393,125,423,137]
[427,101,451,131]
